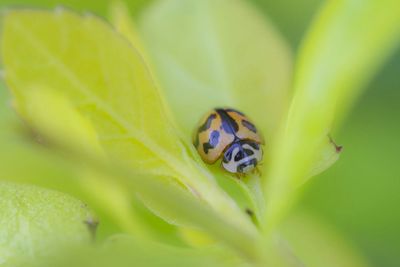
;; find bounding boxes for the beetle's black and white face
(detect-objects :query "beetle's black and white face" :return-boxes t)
[222,140,262,174]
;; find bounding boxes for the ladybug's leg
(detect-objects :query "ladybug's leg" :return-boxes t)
[219,161,225,171]
[235,172,246,179]
[253,166,262,176]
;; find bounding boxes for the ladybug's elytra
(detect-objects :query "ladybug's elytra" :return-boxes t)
[193,108,264,174]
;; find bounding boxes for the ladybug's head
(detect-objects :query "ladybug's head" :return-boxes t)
[222,140,262,174]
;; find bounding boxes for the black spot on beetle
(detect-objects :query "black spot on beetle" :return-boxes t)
[223,149,233,163]
[203,131,220,154]
[243,148,254,156]
[237,158,257,173]
[223,142,241,162]
[198,113,216,132]
[243,140,259,150]
[234,150,245,161]
[242,120,257,133]
[223,153,231,163]
[203,142,213,154]
[233,146,254,162]
[216,109,239,134]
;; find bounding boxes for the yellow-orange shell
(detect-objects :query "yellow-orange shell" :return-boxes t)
[193,108,264,164]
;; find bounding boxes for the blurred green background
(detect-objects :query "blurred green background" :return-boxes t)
[0,0,399,266]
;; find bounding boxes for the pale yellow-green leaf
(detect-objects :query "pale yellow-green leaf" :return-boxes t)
[110,0,264,222]
[138,0,339,222]
[109,1,148,61]
[108,0,185,149]
[1,9,258,255]
[90,165,260,260]
[139,0,293,139]
[306,136,342,179]
[178,228,216,247]
[0,84,18,138]
[263,0,400,233]
[101,234,243,267]
[2,9,182,176]
[7,86,155,238]
[0,138,260,260]
[138,0,293,227]
[32,234,245,267]
[0,181,97,266]
[14,86,104,157]
[77,168,154,238]
[134,176,197,227]
[0,138,158,240]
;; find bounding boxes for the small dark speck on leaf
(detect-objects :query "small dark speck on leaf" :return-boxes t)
[245,208,254,217]
[84,217,99,242]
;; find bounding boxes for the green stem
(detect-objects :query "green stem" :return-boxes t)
[234,173,266,227]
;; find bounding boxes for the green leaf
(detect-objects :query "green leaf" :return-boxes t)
[102,234,243,267]
[0,82,21,138]
[2,9,184,176]
[306,136,342,179]
[0,86,156,239]
[109,1,149,61]
[138,0,293,228]
[0,9,259,257]
[0,138,159,240]
[263,0,400,233]
[80,162,261,261]
[0,82,145,239]
[138,0,339,227]
[0,181,97,266]
[139,0,293,138]
[16,86,105,157]
[33,234,245,267]
[109,0,262,228]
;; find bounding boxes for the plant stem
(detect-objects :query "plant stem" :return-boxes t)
[234,173,266,227]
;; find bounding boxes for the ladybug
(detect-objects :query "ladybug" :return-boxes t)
[193,108,264,174]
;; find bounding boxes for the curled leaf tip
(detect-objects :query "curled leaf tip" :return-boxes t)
[335,145,343,153]
[328,135,343,153]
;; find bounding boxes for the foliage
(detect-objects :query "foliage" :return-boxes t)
[0,0,399,266]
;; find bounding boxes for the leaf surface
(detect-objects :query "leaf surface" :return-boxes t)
[263,0,400,232]
[139,0,293,139]
[0,9,258,256]
[0,182,96,266]
[32,234,245,267]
